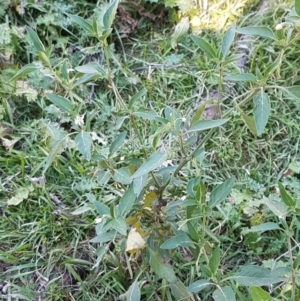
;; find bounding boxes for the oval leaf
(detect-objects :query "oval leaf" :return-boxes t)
[232,266,285,286]
[113,167,132,185]
[221,23,236,59]
[209,177,235,207]
[46,94,73,113]
[188,119,228,132]
[187,280,212,293]
[160,233,194,249]
[131,152,167,179]
[225,73,257,82]
[75,131,92,161]
[236,26,275,39]
[213,286,236,301]
[244,222,281,234]
[249,287,272,301]
[127,281,141,301]
[191,35,217,58]
[109,131,127,155]
[253,90,270,136]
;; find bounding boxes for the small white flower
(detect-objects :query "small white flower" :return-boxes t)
[182,117,186,122]
[74,114,85,126]
[120,156,125,161]
[275,23,283,30]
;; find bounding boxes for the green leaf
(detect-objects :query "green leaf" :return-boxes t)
[264,198,288,219]
[170,280,193,301]
[97,169,111,185]
[75,131,93,161]
[110,216,127,235]
[253,90,270,136]
[43,139,65,175]
[133,174,147,196]
[90,230,116,243]
[188,119,228,132]
[241,114,257,136]
[75,62,106,76]
[221,23,236,59]
[295,0,300,16]
[149,248,177,283]
[113,167,132,185]
[245,222,281,234]
[187,280,212,293]
[236,26,276,39]
[94,200,110,216]
[103,0,119,29]
[209,177,235,207]
[131,152,167,179]
[74,73,101,87]
[127,281,141,301]
[213,286,236,301]
[26,26,45,52]
[133,108,159,120]
[289,161,300,173]
[190,99,213,126]
[118,185,136,216]
[209,246,220,274]
[249,287,272,301]
[128,88,147,109]
[191,35,217,58]
[278,182,296,207]
[46,94,73,113]
[160,233,194,249]
[225,73,257,82]
[109,131,127,155]
[232,265,285,286]
[65,13,93,33]
[9,64,39,82]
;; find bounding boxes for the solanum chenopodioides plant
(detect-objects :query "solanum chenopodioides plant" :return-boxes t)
[191,11,300,138]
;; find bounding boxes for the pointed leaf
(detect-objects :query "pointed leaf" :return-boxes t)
[97,169,111,185]
[103,0,119,29]
[236,26,275,39]
[127,281,141,301]
[249,287,272,301]
[187,280,212,293]
[160,233,194,249]
[245,222,281,234]
[209,177,235,207]
[190,99,213,126]
[90,230,116,243]
[149,248,177,283]
[264,198,288,219]
[241,114,257,136]
[221,23,236,59]
[171,17,190,49]
[232,265,285,286]
[113,167,132,185]
[109,131,127,155]
[128,88,147,109]
[278,182,296,207]
[133,108,159,120]
[188,119,228,132]
[119,185,136,216]
[213,286,236,301]
[191,35,217,58]
[170,280,193,301]
[9,64,39,82]
[225,73,257,82]
[131,152,167,179]
[94,200,110,216]
[46,94,73,113]
[75,131,92,161]
[295,0,300,16]
[75,62,106,75]
[26,26,45,52]
[110,216,127,235]
[209,246,220,274]
[133,174,148,196]
[66,13,93,33]
[253,90,270,136]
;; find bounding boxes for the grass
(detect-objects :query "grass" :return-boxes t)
[1,0,300,300]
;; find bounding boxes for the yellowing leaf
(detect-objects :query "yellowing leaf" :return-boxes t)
[126,227,146,253]
[126,215,139,226]
[7,186,33,206]
[143,191,157,209]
